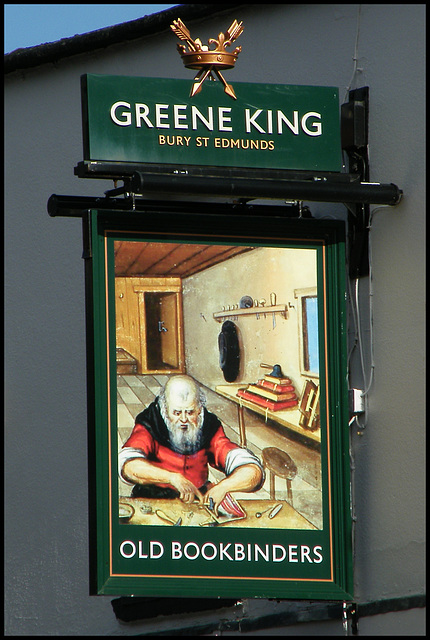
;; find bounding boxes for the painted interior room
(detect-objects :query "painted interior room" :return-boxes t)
[114,240,323,529]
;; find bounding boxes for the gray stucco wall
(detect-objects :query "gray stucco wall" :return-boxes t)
[5,4,425,635]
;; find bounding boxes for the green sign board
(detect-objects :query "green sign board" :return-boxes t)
[85,203,353,599]
[81,75,342,172]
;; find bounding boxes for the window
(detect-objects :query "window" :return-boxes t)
[295,287,319,377]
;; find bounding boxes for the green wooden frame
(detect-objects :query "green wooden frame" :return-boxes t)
[85,203,353,600]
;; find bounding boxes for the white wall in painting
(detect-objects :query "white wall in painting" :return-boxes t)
[182,246,317,392]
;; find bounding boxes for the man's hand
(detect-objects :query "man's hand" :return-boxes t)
[123,458,203,504]
[204,483,229,515]
[169,472,203,504]
[204,463,263,515]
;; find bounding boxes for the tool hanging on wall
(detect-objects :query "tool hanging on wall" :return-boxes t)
[270,292,277,328]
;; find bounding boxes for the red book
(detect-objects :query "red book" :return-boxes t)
[237,389,298,411]
[247,384,297,402]
[257,378,295,393]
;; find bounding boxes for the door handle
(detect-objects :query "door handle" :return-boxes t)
[158,321,168,333]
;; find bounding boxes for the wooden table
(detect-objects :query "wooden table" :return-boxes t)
[118,497,317,530]
[215,384,321,448]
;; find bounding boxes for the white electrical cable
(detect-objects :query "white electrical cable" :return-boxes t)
[354,277,368,429]
[349,205,392,430]
[343,4,362,102]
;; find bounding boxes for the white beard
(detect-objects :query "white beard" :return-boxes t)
[160,403,205,455]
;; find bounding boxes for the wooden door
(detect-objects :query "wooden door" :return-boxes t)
[160,292,179,369]
[134,278,184,374]
[115,277,185,375]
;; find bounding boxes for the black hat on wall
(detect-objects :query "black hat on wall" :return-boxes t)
[218,320,240,382]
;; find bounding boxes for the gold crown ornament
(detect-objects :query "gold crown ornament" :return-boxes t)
[170,18,244,99]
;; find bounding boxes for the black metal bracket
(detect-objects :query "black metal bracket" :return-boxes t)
[341,87,371,278]
[126,169,400,206]
[111,596,240,622]
[343,601,359,635]
[73,161,401,209]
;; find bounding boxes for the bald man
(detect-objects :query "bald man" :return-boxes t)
[119,375,264,513]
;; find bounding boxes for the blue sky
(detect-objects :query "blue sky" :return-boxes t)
[4,4,179,53]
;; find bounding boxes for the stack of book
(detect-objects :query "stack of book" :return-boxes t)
[237,373,298,411]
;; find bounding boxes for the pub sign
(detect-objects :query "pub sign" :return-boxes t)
[81,75,342,172]
[85,204,353,600]
[81,29,352,596]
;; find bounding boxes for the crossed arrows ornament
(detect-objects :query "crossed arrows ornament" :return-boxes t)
[191,66,236,99]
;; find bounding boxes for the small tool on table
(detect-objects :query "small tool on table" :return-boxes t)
[155,509,182,526]
[197,497,220,526]
[268,503,283,519]
[255,503,283,519]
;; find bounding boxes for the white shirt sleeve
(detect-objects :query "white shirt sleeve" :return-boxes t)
[224,448,265,489]
[118,447,147,485]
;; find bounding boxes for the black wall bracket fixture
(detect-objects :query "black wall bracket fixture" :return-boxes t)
[341,86,372,278]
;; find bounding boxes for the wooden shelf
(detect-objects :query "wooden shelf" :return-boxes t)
[216,384,320,445]
[213,304,288,322]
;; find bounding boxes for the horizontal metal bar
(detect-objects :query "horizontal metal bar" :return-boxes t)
[47,194,303,218]
[130,172,403,205]
[74,160,360,183]
[47,194,135,217]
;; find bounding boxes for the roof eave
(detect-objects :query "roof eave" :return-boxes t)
[5,3,247,74]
